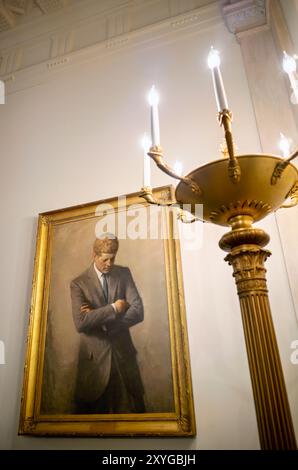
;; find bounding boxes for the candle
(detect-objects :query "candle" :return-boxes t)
[141,133,151,187]
[207,47,229,112]
[148,85,160,146]
[279,132,290,158]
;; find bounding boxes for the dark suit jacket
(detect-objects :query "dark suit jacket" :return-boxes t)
[70,264,144,403]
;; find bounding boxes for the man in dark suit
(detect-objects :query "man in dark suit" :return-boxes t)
[70,234,145,414]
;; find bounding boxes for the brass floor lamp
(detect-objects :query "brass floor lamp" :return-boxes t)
[140,49,298,450]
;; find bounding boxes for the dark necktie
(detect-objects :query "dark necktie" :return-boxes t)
[102,274,109,302]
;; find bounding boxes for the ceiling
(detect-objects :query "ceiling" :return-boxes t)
[0,0,220,34]
[0,0,71,32]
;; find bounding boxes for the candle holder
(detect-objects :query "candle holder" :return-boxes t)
[140,183,199,223]
[140,107,298,450]
[147,145,202,196]
[218,109,241,184]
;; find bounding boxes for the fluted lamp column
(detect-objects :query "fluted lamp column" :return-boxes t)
[220,215,296,450]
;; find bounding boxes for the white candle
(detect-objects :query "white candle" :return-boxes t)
[141,133,151,187]
[148,85,160,146]
[208,47,229,112]
[279,132,290,158]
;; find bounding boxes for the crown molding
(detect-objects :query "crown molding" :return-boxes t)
[0,1,222,94]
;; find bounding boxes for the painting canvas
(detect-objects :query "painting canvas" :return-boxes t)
[19,185,195,436]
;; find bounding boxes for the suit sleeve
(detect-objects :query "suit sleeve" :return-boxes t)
[118,268,144,328]
[70,280,116,334]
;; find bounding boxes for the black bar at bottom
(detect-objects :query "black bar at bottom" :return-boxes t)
[0,450,297,467]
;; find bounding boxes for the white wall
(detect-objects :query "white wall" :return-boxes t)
[0,1,297,450]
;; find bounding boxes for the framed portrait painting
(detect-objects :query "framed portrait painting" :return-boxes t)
[19,185,196,436]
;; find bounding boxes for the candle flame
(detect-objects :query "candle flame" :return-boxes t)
[148,85,159,106]
[207,46,221,69]
[279,132,291,158]
[282,51,296,74]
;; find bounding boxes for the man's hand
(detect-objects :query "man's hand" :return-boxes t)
[114,299,130,314]
[80,303,92,314]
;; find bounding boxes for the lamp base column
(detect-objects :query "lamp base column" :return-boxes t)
[219,217,296,450]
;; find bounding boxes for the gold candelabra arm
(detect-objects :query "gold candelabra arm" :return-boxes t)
[271,148,298,185]
[177,208,199,223]
[139,187,199,223]
[148,145,202,196]
[218,109,241,184]
[271,160,288,185]
[139,186,175,206]
[287,148,298,164]
[280,181,298,208]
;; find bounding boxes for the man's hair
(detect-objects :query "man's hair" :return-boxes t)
[93,233,119,255]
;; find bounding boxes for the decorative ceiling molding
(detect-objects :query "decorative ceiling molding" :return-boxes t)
[35,0,69,14]
[0,0,69,32]
[220,0,267,34]
[0,1,222,95]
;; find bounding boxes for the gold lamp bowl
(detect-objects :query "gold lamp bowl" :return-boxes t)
[175,155,298,227]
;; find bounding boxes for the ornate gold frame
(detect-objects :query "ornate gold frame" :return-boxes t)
[19,185,196,437]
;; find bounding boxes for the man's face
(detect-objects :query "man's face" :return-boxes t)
[94,252,116,273]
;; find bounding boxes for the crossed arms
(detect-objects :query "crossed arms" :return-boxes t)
[70,268,144,335]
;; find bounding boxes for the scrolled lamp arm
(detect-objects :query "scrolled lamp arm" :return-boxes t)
[218,109,241,184]
[139,187,199,223]
[270,148,298,208]
[287,148,298,164]
[147,145,202,196]
[281,181,298,208]
[139,186,174,206]
[271,148,298,185]
[177,207,199,223]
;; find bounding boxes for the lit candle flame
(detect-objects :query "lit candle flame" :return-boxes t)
[148,85,159,106]
[207,46,221,70]
[279,132,291,158]
[283,51,296,74]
